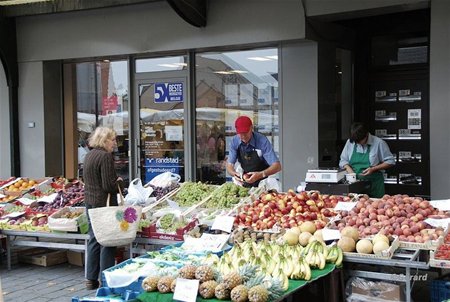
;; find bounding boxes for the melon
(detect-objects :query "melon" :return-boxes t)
[341,226,359,242]
[373,240,390,254]
[337,236,356,252]
[313,229,324,242]
[283,230,299,246]
[298,232,312,247]
[372,234,389,245]
[300,221,316,234]
[356,239,373,254]
[290,226,301,236]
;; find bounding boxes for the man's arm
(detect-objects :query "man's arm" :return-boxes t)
[245,161,281,184]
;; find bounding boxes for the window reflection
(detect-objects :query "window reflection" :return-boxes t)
[69,60,129,184]
[195,48,279,184]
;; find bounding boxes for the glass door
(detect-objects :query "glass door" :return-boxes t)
[136,77,187,183]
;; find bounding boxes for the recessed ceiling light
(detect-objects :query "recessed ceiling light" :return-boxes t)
[214,71,233,75]
[157,64,179,68]
[248,57,271,61]
[231,70,248,74]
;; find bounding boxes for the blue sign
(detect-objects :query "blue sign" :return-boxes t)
[154,82,183,103]
[144,157,182,183]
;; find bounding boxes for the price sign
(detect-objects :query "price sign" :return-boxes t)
[430,200,450,211]
[424,218,450,230]
[211,215,235,233]
[16,197,36,205]
[37,192,58,203]
[173,278,199,302]
[321,228,341,241]
[0,193,5,198]
[334,202,357,211]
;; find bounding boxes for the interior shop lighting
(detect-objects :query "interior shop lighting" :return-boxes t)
[265,55,278,60]
[247,57,271,61]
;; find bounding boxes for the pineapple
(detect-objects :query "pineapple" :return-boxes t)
[215,283,231,300]
[179,264,197,279]
[199,280,218,299]
[142,275,159,292]
[238,264,258,283]
[248,285,269,302]
[230,284,249,302]
[170,278,177,292]
[157,276,174,293]
[223,271,243,290]
[264,277,284,300]
[195,265,215,282]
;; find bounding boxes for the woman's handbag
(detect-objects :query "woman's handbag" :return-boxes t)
[88,187,142,247]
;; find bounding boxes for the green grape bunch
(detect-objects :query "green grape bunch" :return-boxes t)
[173,182,215,207]
[206,182,249,209]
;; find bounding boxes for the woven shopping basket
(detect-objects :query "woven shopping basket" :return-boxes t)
[88,187,142,247]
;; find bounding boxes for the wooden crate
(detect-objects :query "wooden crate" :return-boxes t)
[18,248,67,267]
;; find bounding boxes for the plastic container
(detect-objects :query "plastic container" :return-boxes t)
[71,287,140,301]
[101,258,147,295]
[430,278,450,302]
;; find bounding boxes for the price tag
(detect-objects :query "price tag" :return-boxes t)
[211,215,235,233]
[173,278,199,302]
[0,193,5,198]
[4,211,26,218]
[334,202,356,211]
[321,228,341,241]
[16,197,36,205]
[430,200,450,211]
[182,233,230,253]
[37,192,58,203]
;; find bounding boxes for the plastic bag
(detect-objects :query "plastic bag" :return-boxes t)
[345,277,405,302]
[147,172,181,188]
[124,178,154,206]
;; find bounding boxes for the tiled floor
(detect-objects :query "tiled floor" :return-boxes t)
[0,262,96,302]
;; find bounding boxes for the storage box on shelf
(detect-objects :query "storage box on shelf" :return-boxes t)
[18,247,67,267]
[430,276,450,302]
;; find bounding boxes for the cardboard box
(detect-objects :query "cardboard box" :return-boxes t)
[67,250,84,267]
[18,248,67,267]
[349,278,405,302]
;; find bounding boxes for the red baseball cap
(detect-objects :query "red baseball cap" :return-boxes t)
[235,116,253,134]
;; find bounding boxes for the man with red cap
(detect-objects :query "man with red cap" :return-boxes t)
[226,115,281,187]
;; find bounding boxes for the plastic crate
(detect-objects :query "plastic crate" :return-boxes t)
[430,278,450,302]
[101,257,147,296]
[71,287,140,301]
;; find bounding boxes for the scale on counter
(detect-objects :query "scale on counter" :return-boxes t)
[305,168,346,183]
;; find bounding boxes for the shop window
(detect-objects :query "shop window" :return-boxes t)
[66,60,129,184]
[195,48,279,184]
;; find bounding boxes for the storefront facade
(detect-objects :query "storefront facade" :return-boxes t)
[0,0,449,198]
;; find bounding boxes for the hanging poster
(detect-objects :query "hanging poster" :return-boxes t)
[165,125,183,141]
[224,84,238,106]
[257,84,272,105]
[239,84,254,106]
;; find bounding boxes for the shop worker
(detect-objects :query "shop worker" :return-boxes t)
[226,115,281,187]
[339,122,395,198]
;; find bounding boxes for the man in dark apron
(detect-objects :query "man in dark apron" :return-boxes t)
[339,122,395,197]
[226,116,281,187]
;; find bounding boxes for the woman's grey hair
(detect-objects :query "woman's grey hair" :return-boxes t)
[88,127,116,149]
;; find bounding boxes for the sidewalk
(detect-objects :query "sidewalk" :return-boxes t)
[0,261,96,302]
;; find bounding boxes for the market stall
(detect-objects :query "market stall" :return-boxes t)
[2,175,450,302]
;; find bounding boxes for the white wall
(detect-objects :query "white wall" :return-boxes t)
[430,0,450,198]
[281,41,319,190]
[16,0,305,62]
[0,64,11,178]
[18,62,45,178]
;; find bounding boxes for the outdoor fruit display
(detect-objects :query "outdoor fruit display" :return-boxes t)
[205,182,249,209]
[148,182,180,200]
[173,182,216,207]
[335,194,445,242]
[234,190,334,231]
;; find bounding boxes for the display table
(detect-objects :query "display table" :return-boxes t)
[137,264,336,302]
[344,248,429,302]
[306,180,371,195]
[3,230,89,277]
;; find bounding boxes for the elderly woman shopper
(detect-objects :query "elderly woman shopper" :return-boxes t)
[83,127,123,290]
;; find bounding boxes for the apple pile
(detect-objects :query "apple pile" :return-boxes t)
[234,190,336,231]
[336,194,446,243]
